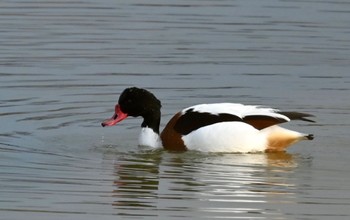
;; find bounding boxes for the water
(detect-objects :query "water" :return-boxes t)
[1,0,350,219]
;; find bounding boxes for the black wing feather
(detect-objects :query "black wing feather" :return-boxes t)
[173,108,241,135]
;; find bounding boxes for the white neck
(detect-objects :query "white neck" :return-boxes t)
[138,127,162,148]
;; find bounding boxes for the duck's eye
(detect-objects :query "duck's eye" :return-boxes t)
[120,98,131,105]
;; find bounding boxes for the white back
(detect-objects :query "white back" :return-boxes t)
[182,103,290,121]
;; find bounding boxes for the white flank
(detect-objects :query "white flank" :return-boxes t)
[182,103,290,121]
[182,121,267,153]
[138,127,162,148]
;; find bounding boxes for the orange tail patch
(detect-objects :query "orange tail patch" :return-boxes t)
[263,126,311,152]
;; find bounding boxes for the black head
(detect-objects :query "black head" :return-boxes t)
[118,87,161,117]
[101,87,162,132]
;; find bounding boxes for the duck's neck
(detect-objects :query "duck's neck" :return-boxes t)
[138,127,162,148]
[139,110,162,148]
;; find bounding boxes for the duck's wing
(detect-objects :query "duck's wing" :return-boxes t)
[174,103,314,134]
[278,111,315,123]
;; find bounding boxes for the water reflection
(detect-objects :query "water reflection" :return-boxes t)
[112,151,161,216]
[111,150,299,218]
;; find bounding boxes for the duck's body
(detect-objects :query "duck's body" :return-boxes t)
[102,87,314,153]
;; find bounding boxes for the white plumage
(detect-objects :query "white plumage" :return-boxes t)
[182,121,267,153]
[182,103,290,121]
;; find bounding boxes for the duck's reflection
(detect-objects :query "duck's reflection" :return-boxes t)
[111,150,304,218]
[111,150,161,213]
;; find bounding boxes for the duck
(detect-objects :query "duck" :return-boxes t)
[101,87,314,153]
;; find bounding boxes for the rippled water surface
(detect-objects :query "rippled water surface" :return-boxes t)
[1,0,350,219]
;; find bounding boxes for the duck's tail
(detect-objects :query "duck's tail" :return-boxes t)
[261,125,313,152]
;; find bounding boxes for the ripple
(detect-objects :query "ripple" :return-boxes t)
[1,0,350,219]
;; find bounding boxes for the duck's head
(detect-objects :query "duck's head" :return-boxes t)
[101,87,161,128]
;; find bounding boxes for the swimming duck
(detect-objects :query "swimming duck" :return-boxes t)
[101,87,314,153]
